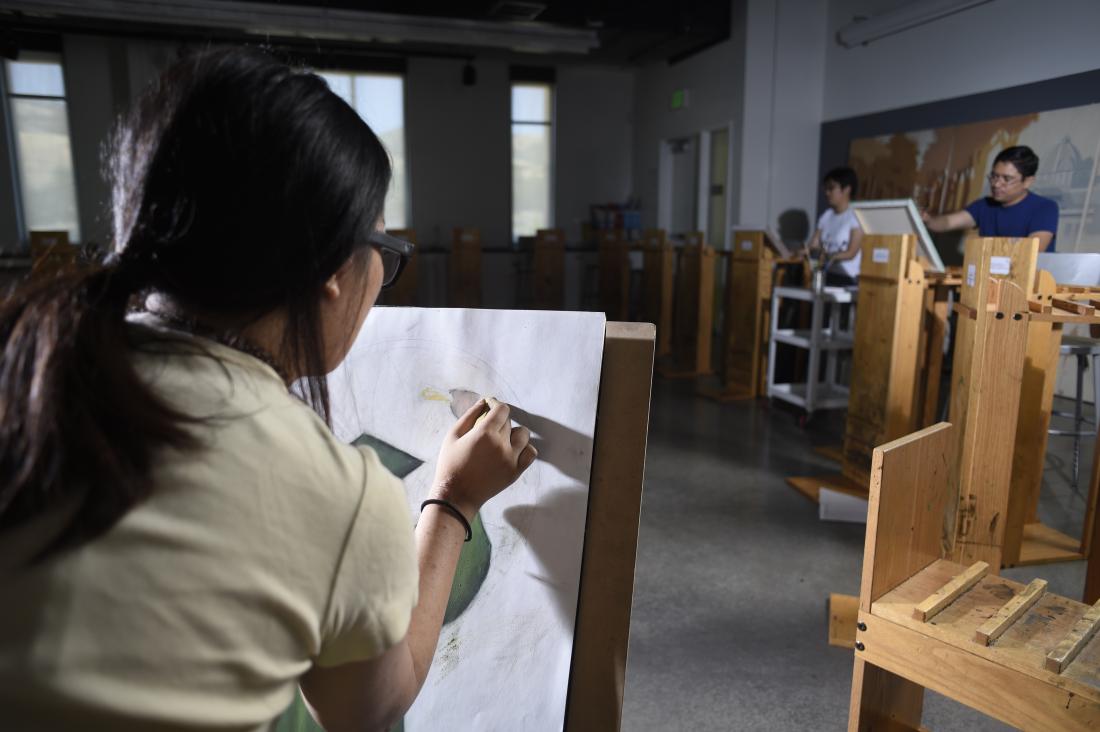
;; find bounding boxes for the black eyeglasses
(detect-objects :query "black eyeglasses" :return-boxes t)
[367,230,415,289]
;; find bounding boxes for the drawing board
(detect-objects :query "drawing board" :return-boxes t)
[852,198,945,273]
[728,224,794,258]
[327,307,607,731]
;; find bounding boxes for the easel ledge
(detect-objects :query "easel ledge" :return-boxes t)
[564,321,656,731]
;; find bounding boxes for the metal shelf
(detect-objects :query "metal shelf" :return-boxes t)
[773,328,854,350]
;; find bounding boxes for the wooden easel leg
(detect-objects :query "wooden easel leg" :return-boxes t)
[848,658,925,732]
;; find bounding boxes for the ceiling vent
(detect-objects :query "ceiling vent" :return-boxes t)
[487,2,547,22]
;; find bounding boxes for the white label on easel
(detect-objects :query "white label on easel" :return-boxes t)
[989,256,1011,276]
[741,239,753,251]
[967,264,976,287]
[872,247,889,264]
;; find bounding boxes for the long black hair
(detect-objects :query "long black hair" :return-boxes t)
[0,46,392,561]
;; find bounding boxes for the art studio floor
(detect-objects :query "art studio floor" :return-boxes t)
[620,379,1090,731]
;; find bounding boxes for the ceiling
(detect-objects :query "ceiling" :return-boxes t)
[0,0,732,66]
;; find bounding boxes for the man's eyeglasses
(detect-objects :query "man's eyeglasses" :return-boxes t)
[367,230,415,289]
[988,173,1022,186]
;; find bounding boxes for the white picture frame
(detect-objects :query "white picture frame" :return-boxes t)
[728,225,795,259]
[851,198,945,273]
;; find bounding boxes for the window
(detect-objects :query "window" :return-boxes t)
[3,52,81,243]
[318,71,408,229]
[511,83,553,240]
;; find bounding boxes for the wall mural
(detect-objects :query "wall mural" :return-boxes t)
[849,103,1100,254]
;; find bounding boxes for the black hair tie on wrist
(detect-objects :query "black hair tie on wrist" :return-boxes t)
[421,499,472,542]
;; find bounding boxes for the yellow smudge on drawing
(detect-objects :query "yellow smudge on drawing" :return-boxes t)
[420,386,451,402]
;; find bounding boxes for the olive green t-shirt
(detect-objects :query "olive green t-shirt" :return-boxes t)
[0,323,418,731]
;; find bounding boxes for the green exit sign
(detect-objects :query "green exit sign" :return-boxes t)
[670,88,689,110]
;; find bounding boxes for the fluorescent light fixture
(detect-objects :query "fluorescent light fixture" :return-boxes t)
[0,0,600,55]
[836,0,995,48]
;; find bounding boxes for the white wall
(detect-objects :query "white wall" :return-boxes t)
[825,0,1100,121]
[63,34,134,247]
[555,66,634,241]
[736,0,829,239]
[405,57,512,250]
[632,4,748,233]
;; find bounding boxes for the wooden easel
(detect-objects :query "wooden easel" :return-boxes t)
[947,238,1037,568]
[449,227,481,308]
[640,229,673,358]
[598,229,630,321]
[944,237,1100,573]
[277,322,656,732]
[533,228,565,310]
[381,228,418,306]
[657,233,715,378]
[28,230,77,280]
[701,229,789,401]
[849,422,1100,731]
[842,235,927,484]
[565,321,655,730]
[787,235,928,501]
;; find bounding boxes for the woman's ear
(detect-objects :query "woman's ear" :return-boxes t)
[322,274,341,301]
[322,254,360,301]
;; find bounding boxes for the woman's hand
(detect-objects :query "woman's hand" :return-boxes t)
[431,398,537,519]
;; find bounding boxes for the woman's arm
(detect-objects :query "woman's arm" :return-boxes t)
[299,508,469,732]
[299,399,534,732]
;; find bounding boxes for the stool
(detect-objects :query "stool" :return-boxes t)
[1048,335,1100,489]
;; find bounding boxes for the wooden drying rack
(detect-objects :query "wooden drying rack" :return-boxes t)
[788,234,955,502]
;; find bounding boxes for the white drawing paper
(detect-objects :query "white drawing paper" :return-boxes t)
[327,307,607,731]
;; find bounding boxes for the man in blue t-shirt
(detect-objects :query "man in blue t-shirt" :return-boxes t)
[922,145,1059,251]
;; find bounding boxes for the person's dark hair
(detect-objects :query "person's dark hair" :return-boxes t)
[993,145,1039,178]
[823,166,858,198]
[0,47,391,562]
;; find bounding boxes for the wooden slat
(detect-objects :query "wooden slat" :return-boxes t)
[532,228,565,310]
[912,561,989,621]
[1004,269,1062,565]
[1045,600,1100,674]
[450,227,482,308]
[973,578,1047,646]
[1052,297,1095,315]
[1087,423,1100,603]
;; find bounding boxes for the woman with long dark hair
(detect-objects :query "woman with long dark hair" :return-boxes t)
[0,47,535,730]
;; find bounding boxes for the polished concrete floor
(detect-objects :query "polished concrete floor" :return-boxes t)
[620,378,1090,731]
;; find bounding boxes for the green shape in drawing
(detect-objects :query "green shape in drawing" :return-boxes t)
[444,511,491,625]
[353,433,424,478]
